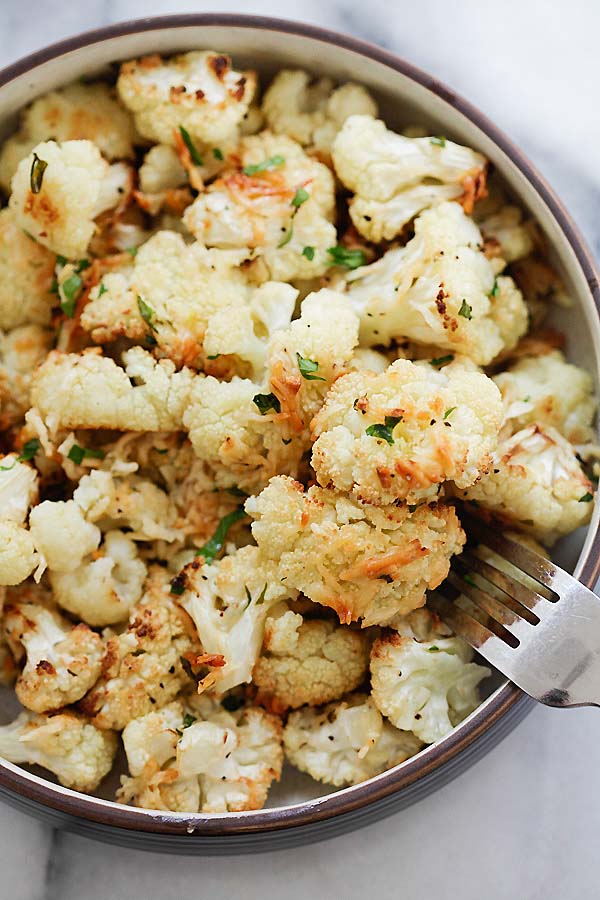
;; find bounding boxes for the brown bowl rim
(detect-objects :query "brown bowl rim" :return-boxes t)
[0,12,599,836]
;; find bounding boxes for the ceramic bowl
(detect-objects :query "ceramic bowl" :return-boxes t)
[0,13,599,854]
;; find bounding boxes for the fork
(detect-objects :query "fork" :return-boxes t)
[428,511,600,708]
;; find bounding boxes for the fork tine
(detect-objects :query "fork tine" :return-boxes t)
[446,569,533,641]
[458,549,544,619]
[429,589,516,672]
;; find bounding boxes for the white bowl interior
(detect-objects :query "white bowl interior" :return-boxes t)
[0,20,598,812]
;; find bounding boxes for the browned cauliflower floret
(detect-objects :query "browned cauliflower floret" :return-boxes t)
[0,709,117,792]
[30,347,196,435]
[245,476,465,626]
[183,132,337,281]
[0,455,39,586]
[345,202,528,365]
[332,115,487,241]
[253,609,371,710]
[311,357,502,505]
[117,51,256,147]
[0,324,54,428]
[9,140,131,259]
[79,567,200,730]
[3,601,103,712]
[283,694,422,786]
[0,208,56,329]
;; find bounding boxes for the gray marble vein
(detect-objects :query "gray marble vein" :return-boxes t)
[0,2,599,898]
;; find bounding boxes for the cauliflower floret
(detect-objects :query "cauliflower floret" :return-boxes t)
[262,70,377,157]
[117,51,256,146]
[370,631,490,743]
[457,424,594,545]
[245,476,465,626]
[175,545,295,693]
[0,520,37,586]
[49,530,147,627]
[347,347,391,375]
[81,232,256,369]
[0,208,56,329]
[311,357,502,505]
[0,456,38,524]
[493,350,596,445]
[29,499,100,573]
[139,145,187,193]
[183,132,337,281]
[332,115,487,241]
[80,567,200,730]
[182,374,305,494]
[30,347,196,435]
[0,710,117,792]
[345,202,528,365]
[253,613,371,710]
[0,82,137,193]
[0,325,54,427]
[283,694,422,787]
[10,140,131,259]
[3,602,103,712]
[477,204,535,263]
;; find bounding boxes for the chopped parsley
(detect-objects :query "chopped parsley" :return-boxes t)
[182,713,196,729]
[0,438,40,470]
[243,155,285,175]
[253,392,281,414]
[207,354,221,360]
[125,246,138,258]
[302,246,315,261]
[278,225,294,248]
[67,444,106,465]
[408,504,418,513]
[213,147,224,161]
[196,508,247,564]
[170,579,186,596]
[365,415,403,445]
[225,486,247,498]
[292,187,309,208]
[56,254,68,267]
[137,296,155,327]
[30,152,48,193]
[490,279,500,298]
[430,136,447,147]
[97,282,107,298]
[443,407,457,420]
[430,354,454,367]
[179,126,203,166]
[60,274,83,316]
[427,645,441,652]
[327,246,367,269]
[278,188,310,247]
[297,353,325,381]
[75,258,90,273]
[463,574,477,587]
[579,492,594,503]
[458,298,473,319]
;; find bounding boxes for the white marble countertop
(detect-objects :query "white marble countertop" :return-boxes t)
[2,2,600,898]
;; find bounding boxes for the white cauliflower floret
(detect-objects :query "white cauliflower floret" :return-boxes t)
[139,145,187,193]
[253,612,371,710]
[345,201,528,365]
[311,357,502,505]
[10,140,131,258]
[0,208,56,329]
[117,51,256,146]
[80,568,201,730]
[30,347,196,435]
[284,694,422,787]
[29,499,100,573]
[262,70,377,156]
[49,530,147,627]
[332,115,487,241]
[0,710,117,792]
[175,545,295,693]
[477,204,534,263]
[3,601,104,712]
[0,325,54,427]
[245,476,465,626]
[0,520,37,585]
[457,424,594,545]
[0,456,38,524]
[183,374,305,494]
[493,350,596,445]
[370,631,490,743]
[183,132,337,281]
[81,232,255,369]
[347,347,391,375]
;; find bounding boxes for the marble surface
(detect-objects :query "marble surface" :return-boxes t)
[1,2,600,897]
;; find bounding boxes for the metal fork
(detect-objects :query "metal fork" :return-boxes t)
[429,512,600,708]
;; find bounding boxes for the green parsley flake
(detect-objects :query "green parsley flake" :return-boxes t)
[579,492,594,503]
[292,187,309,208]
[76,258,90,273]
[243,155,285,175]
[182,713,196,729]
[0,438,41,471]
[179,126,203,166]
[297,353,325,381]
[213,147,224,161]
[430,136,447,147]
[60,274,83,317]
[278,224,294,247]
[196,508,247,564]
[30,152,48,193]
[365,415,403,445]
[430,354,454,367]
[137,296,155,328]
[302,246,315,261]
[125,246,138,258]
[253,392,281,414]
[327,246,367,269]
[463,574,477,587]
[458,298,473,319]
[56,255,68,267]
[490,279,500,298]
[67,444,106,466]
[427,646,441,652]
[443,407,457,420]
[97,282,107,298]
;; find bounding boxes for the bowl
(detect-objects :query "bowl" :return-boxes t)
[0,13,599,855]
